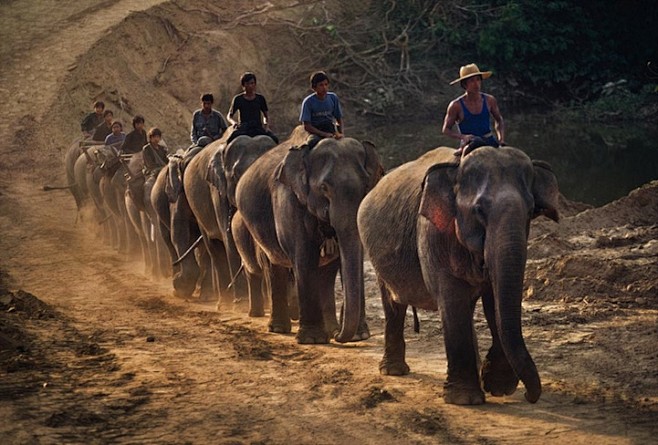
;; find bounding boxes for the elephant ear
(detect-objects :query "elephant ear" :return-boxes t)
[206,147,228,199]
[418,162,458,232]
[165,158,183,203]
[275,144,310,206]
[361,140,385,191]
[532,160,560,222]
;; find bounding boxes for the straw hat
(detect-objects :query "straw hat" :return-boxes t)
[449,63,492,85]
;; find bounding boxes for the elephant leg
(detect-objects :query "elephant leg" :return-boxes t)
[171,199,201,299]
[132,210,151,274]
[123,209,141,258]
[287,272,299,320]
[231,214,265,317]
[203,237,231,308]
[225,231,249,306]
[195,242,215,302]
[154,224,172,278]
[139,213,156,277]
[295,265,330,345]
[107,216,120,250]
[481,289,520,397]
[436,271,484,405]
[268,265,292,334]
[245,269,265,317]
[379,282,410,376]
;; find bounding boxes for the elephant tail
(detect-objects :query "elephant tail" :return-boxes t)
[412,306,420,333]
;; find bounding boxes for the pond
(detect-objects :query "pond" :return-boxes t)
[365,115,658,207]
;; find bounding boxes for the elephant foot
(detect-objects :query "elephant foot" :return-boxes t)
[379,358,410,376]
[215,296,235,310]
[172,276,195,300]
[296,325,330,344]
[443,381,485,405]
[268,318,292,334]
[198,291,216,303]
[324,320,339,338]
[173,288,193,300]
[481,356,519,397]
[352,320,371,342]
[232,298,250,313]
[249,307,266,317]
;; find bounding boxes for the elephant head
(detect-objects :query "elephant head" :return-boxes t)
[418,146,559,403]
[276,137,384,343]
[222,135,277,207]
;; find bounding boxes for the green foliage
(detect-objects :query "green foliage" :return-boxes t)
[478,2,600,85]
[363,0,658,101]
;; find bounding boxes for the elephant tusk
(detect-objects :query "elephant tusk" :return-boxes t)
[172,235,204,266]
[227,263,245,290]
[412,306,420,333]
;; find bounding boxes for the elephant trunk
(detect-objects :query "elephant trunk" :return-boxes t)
[488,214,541,403]
[334,228,363,343]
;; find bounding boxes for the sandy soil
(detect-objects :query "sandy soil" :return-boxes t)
[0,1,656,444]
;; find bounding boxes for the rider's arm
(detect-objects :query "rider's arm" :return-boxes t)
[488,96,505,145]
[442,100,467,143]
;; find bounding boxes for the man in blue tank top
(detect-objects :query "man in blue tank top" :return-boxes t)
[442,63,505,155]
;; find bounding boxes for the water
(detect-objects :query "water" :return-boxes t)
[366,115,658,207]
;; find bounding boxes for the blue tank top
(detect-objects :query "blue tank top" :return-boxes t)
[458,94,491,137]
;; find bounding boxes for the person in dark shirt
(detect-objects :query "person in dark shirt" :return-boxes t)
[190,93,228,145]
[442,63,505,156]
[80,100,105,138]
[120,115,147,154]
[226,72,279,144]
[92,109,114,142]
[142,127,168,177]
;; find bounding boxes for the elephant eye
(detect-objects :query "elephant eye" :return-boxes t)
[474,203,487,223]
[319,183,329,194]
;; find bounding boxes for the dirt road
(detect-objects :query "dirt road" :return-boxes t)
[1,1,656,444]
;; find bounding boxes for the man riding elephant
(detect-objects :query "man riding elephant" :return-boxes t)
[442,63,505,156]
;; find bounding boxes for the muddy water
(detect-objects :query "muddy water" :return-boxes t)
[367,116,657,206]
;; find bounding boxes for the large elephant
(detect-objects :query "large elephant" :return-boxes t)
[235,126,384,344]
[183,134,276,312]
[357,145,559,405]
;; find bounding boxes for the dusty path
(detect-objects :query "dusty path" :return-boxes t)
[0,1,656,444]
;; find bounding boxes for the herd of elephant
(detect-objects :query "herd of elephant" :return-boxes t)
[57,124,560,406]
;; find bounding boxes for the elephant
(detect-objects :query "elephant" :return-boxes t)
[357,145,560,405]
[123,151,171,278]
[235,126,384,344]
[72,144,123,246]
[183,134,276,312]
[150,157,214,300]
[99,151,141,257]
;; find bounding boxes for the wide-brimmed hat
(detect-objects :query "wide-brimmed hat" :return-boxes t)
[449,63,492,85]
